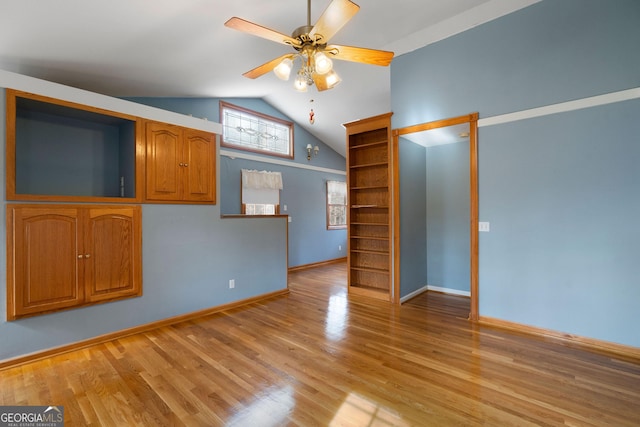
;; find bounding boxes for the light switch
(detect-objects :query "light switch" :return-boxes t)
[479,222,490,232]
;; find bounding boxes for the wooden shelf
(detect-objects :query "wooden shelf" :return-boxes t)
[344,112,393,302]
[351,249,390,255]
[349,140,388,150]
[350,185,389,190]
[350,161,388,169]
[351,235,389,241]
[350,266,389,274]
[351,206,389,210]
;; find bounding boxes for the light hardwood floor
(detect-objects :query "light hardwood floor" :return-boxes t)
[1,261,639,426]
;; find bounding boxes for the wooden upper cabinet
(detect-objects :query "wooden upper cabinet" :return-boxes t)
[7,204,142,320]
[184,129,216,202]
[145,121,216,203]
[145,122,182,201]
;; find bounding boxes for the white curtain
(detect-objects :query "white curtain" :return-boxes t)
[241,169,283,190]
[241,169,282,204]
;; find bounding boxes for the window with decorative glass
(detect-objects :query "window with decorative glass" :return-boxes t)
[327,180,347,229]
[220,101,294,159]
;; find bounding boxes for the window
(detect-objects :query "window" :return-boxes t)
[327,181,347,229]
[241,169,282,215]
[220,101,294,159]
[244,203,277,215]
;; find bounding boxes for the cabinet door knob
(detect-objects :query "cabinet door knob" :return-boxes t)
[179,162,184,167]
[184,163,188,167]
[85,254,91,258]
[77,254,84,259]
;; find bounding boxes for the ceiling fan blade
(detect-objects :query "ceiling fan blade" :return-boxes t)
[225,17,301,47]
[312,73,330,91]
[326,44,394,66]
[243,54,295,79]
[309,0,360,43]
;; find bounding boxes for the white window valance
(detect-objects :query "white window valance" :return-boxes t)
[241,169,283,190]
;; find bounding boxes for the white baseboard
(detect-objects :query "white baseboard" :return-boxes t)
[427,285,471,297]
[400,285,471,303]
[399,285,429,303]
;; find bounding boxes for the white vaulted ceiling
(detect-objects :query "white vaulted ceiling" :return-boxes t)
[0,0,539,156]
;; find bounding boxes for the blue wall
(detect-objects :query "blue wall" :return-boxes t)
[398,138,427,297]
[391,0,640,347]
[15,110,132,197]
[0,88,289,361]
[426,141,470,293]
[220,156,347,266]
[129,97,347,268]
[398,137,470,298]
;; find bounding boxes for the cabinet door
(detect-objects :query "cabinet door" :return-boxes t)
[146,121,182,201]
[183,129,215,202]
[84,207,142,302]
[8,206,83,319]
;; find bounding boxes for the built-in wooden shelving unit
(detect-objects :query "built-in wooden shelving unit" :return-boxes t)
[344,113,393,301]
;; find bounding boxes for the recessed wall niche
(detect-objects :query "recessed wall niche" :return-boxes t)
[7,90,141,201]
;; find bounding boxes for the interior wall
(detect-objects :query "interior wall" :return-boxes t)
[220,156,347,266]
[426,141,470,293]
[0,85,288,362]
[129,96,348,268]
[391,0,640,347]
[398,137,427,297]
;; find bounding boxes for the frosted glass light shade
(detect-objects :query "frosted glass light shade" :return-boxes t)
[325,70,341,88]
[294,74,308,92]
[313,51,333,75]
[273,57,293,80]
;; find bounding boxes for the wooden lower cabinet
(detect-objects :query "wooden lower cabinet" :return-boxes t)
[7,204,142,320]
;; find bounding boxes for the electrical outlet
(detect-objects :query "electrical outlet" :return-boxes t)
[479,222,490,232]
[339,245,342,251]
[229,279,235,289]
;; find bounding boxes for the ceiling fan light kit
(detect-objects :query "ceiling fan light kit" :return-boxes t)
[224,0,394,92]
[273,57,294,80]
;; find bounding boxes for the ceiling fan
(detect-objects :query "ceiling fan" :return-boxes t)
[224,0,394,92]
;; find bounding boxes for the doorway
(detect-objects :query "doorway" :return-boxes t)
[392,114,478,320]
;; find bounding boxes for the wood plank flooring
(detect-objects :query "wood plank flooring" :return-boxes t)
[1,261,639,426]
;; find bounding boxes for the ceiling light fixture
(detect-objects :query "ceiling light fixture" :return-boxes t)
[276,47,341,92]
[224,0,394,93]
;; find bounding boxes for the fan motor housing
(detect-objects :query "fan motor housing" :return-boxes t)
[293,25,324,46]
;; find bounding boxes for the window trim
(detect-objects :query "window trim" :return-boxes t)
[220,101,294,159]
[326,180,347,230]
